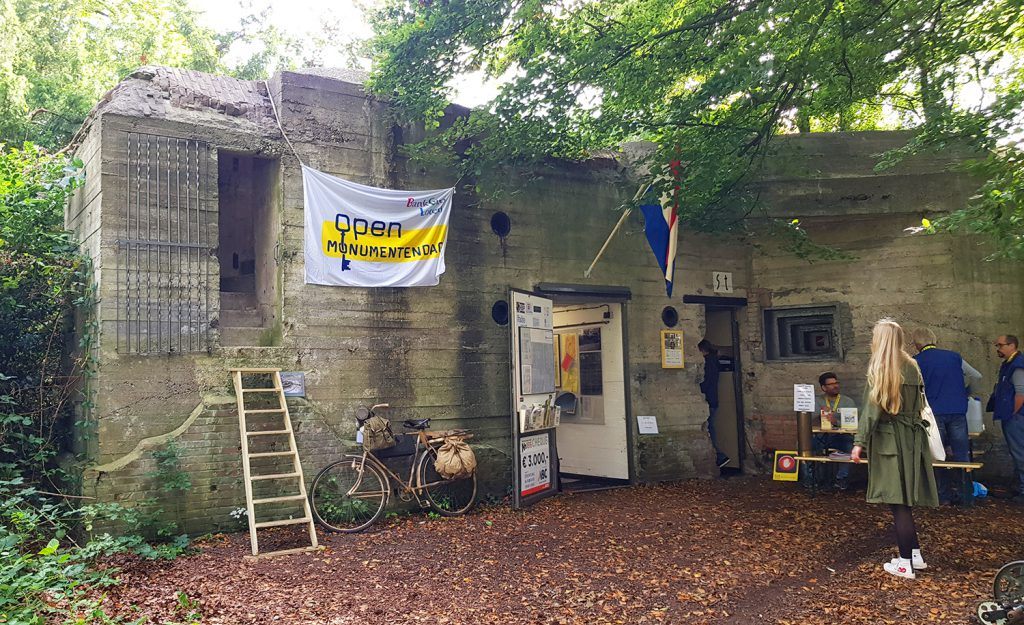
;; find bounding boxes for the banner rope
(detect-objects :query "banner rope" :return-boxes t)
[264,80,304,166]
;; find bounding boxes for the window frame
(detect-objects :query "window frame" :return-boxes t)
[762,304,844,362]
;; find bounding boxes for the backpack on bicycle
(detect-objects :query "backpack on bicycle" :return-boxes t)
[435,437,477,479]
[363,415,397,451]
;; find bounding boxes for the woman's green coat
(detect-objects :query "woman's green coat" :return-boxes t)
[854,362,939,507]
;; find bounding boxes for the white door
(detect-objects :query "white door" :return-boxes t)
[553,303,629,479]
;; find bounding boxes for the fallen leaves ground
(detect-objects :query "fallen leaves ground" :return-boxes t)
[95,476,1023,624]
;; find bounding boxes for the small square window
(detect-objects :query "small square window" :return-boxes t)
[764,305,841,361]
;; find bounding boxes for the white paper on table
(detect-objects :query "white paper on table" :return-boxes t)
[839,407,858,429]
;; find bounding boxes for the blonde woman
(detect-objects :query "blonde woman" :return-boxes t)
[851,319,939,580]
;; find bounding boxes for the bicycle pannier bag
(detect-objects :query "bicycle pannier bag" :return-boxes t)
[435,437,477,479]
[363,415,396,451]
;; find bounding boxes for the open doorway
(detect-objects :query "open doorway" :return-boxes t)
[704,306,745,471]
[552,301,631,490]
[217,152,279,346]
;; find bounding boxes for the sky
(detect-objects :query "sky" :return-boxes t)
[188,0,499,107]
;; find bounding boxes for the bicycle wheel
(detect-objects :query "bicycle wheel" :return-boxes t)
[993,560,1024,602]
[417,446,477,516]
[309,456,388,532]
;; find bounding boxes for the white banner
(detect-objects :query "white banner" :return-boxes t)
[302,165,455,287]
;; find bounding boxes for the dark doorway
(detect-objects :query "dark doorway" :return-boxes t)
[704,306,746,471]
[217,152,279,346]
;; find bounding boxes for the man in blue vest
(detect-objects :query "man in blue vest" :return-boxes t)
[989,334,1024,504]
[912,328,983,504]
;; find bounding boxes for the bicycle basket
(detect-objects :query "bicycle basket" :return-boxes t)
[363,415,397,451]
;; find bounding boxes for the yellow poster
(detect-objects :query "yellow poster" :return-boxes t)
[772,451,800,481]
[559,333,579,395]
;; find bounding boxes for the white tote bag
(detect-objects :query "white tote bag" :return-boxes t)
[920,393,947,462]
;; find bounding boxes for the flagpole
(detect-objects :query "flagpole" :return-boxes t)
[583,182,649,278]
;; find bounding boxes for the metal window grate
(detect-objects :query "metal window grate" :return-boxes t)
[116,132,213,354]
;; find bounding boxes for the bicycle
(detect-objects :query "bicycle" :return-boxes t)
[309,403,478,532]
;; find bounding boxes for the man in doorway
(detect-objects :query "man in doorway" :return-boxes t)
[815,372,856,490]
[698,339,729,468]
[912,328,982,504]
[989,335,1024,504]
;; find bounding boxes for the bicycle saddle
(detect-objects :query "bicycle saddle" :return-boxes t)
[403,418,430,430]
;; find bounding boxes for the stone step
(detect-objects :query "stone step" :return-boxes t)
[220,309,264,327]
[220,291,258,310]
[220,326,265,346]
[221,275,255,292]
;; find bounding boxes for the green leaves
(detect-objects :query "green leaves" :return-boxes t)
[0,1,313,149]
[0,143,192,624]
[368,0,1024,257]
[38,538,59,556]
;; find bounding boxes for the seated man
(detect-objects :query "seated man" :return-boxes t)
[814,371,857,490]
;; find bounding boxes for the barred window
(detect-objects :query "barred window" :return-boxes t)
[116,132,214,354]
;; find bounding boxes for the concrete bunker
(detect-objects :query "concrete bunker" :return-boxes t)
[64,66,1024,532]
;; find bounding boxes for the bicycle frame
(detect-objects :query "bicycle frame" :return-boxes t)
[348,429,463,507]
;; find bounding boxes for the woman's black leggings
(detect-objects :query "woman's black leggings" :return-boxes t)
[890,504,920,559]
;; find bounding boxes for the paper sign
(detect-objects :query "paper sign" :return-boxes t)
[280,372,306,397]
[660,330,684,369]
[519,434,551,497]
[840,407,859,430]
[713,271,734,293]
[637,415,659,435]
[794,384,815,412]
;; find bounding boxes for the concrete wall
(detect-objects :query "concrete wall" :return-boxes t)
[73,70,747,533]
[742,133,1024,483]
[68,69,1022,533]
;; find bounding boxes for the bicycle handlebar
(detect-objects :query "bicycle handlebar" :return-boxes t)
[370,403,390,413]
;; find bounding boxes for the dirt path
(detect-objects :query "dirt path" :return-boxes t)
[93,477,1024,624]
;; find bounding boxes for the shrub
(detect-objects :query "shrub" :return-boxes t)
[1,143,189,623]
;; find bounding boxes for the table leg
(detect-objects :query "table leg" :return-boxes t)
[801,461,819,497]
[958,469,975,508]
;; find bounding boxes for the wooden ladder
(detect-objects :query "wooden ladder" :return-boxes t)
[230,368,318,558]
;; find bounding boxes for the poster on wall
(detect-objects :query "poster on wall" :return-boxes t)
[559,333,580,394]
[302,166,455,287]
[661,329,684,368]
[280,372,306,397]
[519,433,551,497]
[519,327,555,395]
[637,415,659,434]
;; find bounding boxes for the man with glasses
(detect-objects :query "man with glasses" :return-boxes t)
[815,371,856,490]
[989,335,1024,504]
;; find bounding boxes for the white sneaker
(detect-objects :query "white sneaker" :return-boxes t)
[883,558,916,580]
[890,556,928,571]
